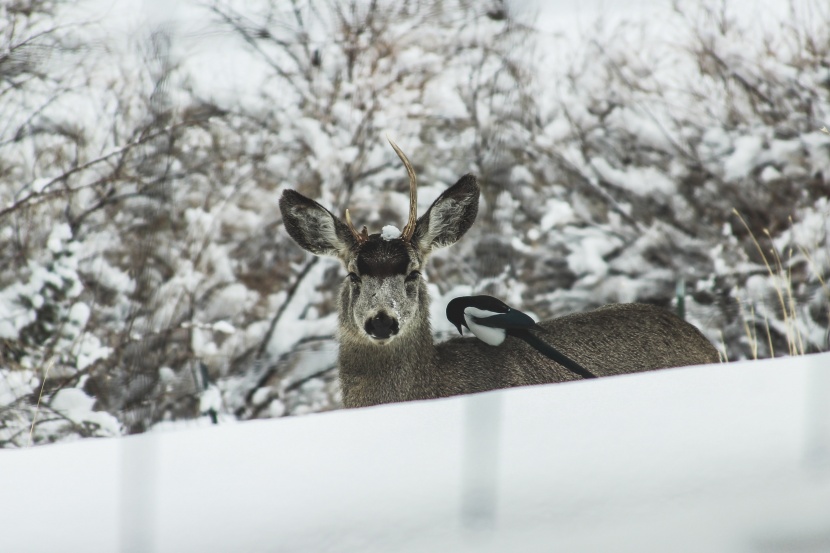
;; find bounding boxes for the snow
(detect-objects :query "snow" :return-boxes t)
[250,386,271,406]
[591,157,676,196]
[68,302,91,327]
[267,398,286,418]
[760,165,782,182]
[46,223,73,253]
[203,283,255,321]
[0,230,84,341]
[381,225,402,240]
[564,228,623,282]
[50,387,96,413]
[72,333,112,371]
[723,135,764,182]
[0,370,37,406]
[265,260,338,356]
[49,388,122,437]
[211,320,236,335]
[0,352,828,552]
[199,385,222,413]
[539,198,576,232]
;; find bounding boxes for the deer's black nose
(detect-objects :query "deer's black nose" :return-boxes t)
[365,312,399,340]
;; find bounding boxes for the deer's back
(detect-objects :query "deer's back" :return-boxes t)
[435,303,719,397]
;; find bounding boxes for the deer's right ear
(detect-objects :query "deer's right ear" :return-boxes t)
[279,190,357,260]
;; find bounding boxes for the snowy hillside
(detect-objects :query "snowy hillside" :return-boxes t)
[1,0,829,443]
[1,352,829,553]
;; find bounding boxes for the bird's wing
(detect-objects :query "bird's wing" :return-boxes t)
[467,309,541,331]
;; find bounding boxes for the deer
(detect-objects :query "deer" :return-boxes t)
[279,140,721,408]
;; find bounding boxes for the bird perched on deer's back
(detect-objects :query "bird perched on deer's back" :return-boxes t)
[446,295,597,379]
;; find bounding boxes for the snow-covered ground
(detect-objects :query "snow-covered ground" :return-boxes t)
[2,352,829,553]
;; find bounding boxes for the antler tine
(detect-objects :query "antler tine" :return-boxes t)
[387,136,418,242]
[345,208,368,244]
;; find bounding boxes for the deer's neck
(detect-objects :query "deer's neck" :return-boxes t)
[337,319,438,408]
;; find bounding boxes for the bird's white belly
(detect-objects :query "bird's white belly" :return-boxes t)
[463,310,506,346]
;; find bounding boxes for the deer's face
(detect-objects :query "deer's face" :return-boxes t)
[341,236,426,344]
[279,140,479,347]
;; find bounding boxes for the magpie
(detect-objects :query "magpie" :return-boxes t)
[446,295,597,379]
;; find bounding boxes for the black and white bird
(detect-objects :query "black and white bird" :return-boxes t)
[446,295,597,379]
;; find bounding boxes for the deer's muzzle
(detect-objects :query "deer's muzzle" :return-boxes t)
[364,312,399,340]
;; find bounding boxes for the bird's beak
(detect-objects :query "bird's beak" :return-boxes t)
[454,324,463,336]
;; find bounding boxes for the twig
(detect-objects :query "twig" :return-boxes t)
[0,122,192,220]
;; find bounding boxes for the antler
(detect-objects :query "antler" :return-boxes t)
[342,137,418,245]
[345,208,369,244]
[387,137,418,242]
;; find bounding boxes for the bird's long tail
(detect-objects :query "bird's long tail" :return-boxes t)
[517,331,598,379]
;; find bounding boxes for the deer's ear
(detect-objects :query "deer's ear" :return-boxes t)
[412,174,479,254]
[279,190,357,260]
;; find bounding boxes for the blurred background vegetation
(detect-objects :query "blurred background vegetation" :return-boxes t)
[1,0,828,446]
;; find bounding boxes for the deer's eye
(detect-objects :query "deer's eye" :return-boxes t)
[405,270,421,283]
[348,272,361,284]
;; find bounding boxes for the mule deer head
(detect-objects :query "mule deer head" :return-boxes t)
[280,138,478,347]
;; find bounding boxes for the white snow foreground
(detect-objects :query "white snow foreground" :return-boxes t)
[2,354,830,553]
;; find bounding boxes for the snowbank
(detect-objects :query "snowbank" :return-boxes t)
[1,352,828,552]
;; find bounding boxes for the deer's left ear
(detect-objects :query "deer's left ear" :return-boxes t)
[412,174,479,255]
[280,190,357,261]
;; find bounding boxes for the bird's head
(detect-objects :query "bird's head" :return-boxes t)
[446,297,469,335]
[446,295,511,336]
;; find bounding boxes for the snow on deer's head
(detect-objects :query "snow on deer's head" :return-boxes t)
[279,139,479,345]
